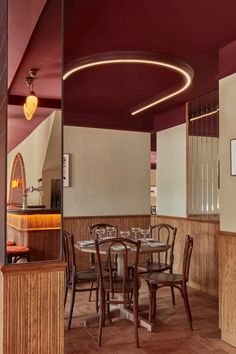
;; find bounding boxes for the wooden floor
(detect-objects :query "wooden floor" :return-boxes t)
[64,281,236,354]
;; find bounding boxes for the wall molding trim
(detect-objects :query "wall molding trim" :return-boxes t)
[0,261,66,275]
[155,214,220,224]
[219,230,236,237]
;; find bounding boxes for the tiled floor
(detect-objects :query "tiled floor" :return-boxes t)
[64,282,236,354]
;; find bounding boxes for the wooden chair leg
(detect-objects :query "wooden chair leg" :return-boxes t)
[98,307,103,347]
[169,267,176,305]
[64,283,68,307]
[182,283,193,330]
[101,292,106,327]
[152,285,157,318]
[133,291,139,348]
[148,284,153,322]
[171,286,176,305]
[68,281,76,330]
[106,293,113,325]
[96,286,99,313]
[98,293,105,347]
[89,281,94,302]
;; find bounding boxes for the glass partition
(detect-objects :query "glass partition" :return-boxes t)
[187,91,219,220]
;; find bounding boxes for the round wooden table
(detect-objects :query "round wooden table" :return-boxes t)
[77,239,170,332]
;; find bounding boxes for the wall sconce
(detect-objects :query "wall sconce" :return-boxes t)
[23,68,38,120]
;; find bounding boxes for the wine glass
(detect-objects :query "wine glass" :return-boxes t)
[131,227,140,240]
[120,231,130,239]
[140,228,150,244]
[106,226,116,238]
[96,228,106,239]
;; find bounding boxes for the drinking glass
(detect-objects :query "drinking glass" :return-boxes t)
[106,226,116,238]
[96,228,106,239]
[140,228,151,244]
[120,231,130,239]
[131,227,140,240]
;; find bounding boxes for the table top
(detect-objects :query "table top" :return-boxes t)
[76,239,170,255]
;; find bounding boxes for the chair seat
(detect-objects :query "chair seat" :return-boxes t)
[103,277,137,293]
[7,246,30,254]
[138,261,171,273]
[146,272,183,285]
[75,268,98,282]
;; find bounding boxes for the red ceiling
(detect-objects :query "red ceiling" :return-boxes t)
[63,0,236,129]
[8,0,236,150]
[8,0,47,87]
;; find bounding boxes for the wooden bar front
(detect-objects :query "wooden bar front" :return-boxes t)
[7,209,61,261]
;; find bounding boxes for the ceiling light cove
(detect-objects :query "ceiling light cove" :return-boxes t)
[63,52,194,116]
[190,108,219,122]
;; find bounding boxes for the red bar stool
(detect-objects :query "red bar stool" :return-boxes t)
[7,245,30,263]
[6,240,16,246]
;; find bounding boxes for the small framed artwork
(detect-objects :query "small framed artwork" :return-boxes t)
[63,153,70,187]
[230,139,236,176]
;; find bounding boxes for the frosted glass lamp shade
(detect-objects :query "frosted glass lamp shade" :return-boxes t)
[23,103,33,120]
[25,91,38,114]
[23,91,38,120]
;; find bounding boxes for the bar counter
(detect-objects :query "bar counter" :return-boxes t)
[7,208,61,261]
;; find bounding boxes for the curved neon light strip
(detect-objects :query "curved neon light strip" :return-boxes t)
[63,58,193,116]
[189,108,219,121]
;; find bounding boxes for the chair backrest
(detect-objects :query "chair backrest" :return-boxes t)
[63,230,77,282]
[150,223,177,265]
[182,235,194,282]
[95,237,141,295]
[88,223,118,240]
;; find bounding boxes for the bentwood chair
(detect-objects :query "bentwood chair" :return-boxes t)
[63,230,98,330]
[146,235,194,329]
[88,223,118,301]
[88,223,118,300]
[138,223,177,304]
[95,237,141,348]
[88,223,118,264]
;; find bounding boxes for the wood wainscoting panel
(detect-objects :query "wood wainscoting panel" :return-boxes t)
[0,262,65,354]
[151,215,219,297]
[63,215,150,269]
[64,215,218,297]
[219,231,236,347]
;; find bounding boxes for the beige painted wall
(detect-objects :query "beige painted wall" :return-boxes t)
[7,111,61,206]
[63,126,150,217]
[151,169,156,186]
[157,123,187,217]
[219,73,236,231]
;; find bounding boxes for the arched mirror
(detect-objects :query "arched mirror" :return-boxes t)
[6,0,62,263]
